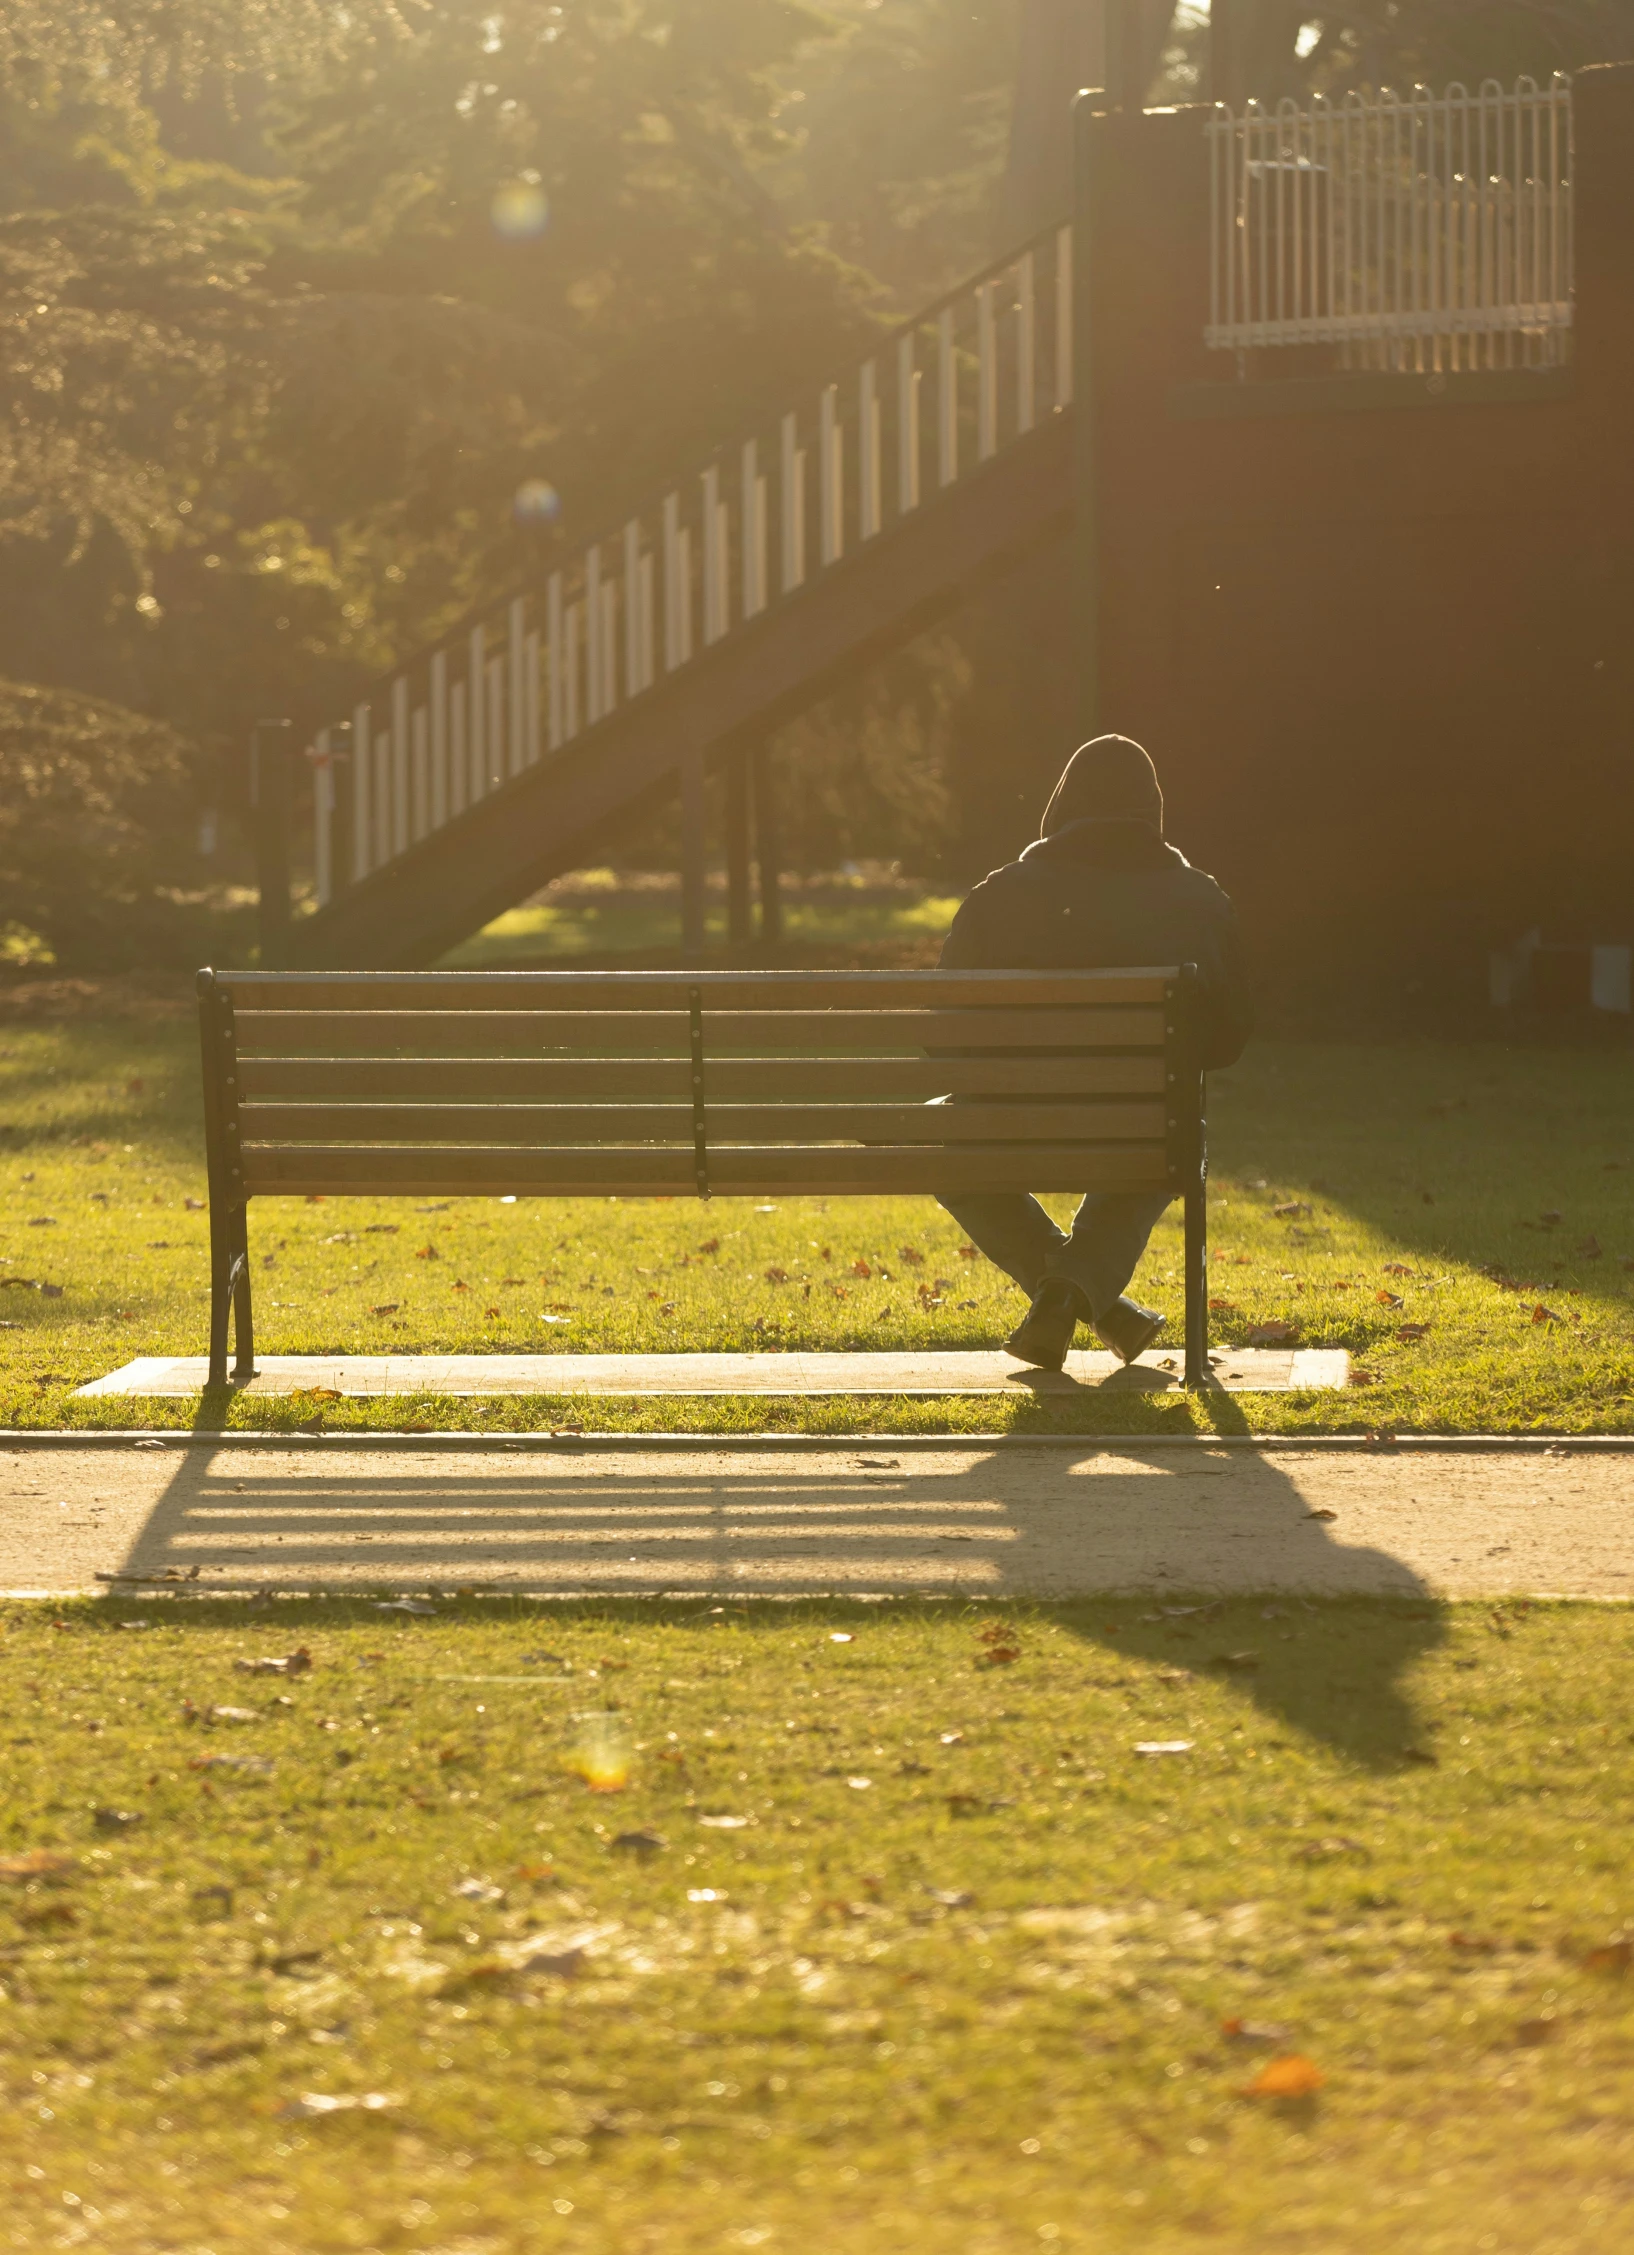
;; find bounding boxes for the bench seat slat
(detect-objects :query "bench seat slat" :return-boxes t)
[220,969,1178,1012]
[238,1099,1170,1146]
[239,1143,1173,1196]
[232,1007,1168,1057]
[236,1054,1169,1102]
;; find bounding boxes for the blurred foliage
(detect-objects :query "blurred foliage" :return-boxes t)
[0,676,206,970]
[3,0,1630,957]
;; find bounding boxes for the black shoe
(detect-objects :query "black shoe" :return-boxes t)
[1004,1278,1087,1372]
[1093,1295,1166,1365]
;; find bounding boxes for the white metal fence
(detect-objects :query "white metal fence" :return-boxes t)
[300,226,1073,909]
[1207,75,1573,372]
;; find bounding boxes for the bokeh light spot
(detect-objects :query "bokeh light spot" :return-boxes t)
[513,479,561,528]
[491,181,549,240]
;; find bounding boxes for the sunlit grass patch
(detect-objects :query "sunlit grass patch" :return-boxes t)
[2,1009,1633,1433]
[0,1593,1628,2253]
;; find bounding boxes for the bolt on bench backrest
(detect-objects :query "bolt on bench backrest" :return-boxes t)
[203,968,1201,1203]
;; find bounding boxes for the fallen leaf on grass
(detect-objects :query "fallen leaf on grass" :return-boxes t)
[1515,2016,1557,2046]
[698,1814,750,1829]
[1449,1931,1502,1954]
[1295,1836,1365,1862]
[570,1714,632,1793]
[1246,1320,1299,1346]
[925,1886,975,1908]
[0,1851,76,1882]
[278,2092,398,2119]
[1531,1304,1562,1324]
[369,1304,400,1317]
[92,1808,142,1833]
[191,1755,275,1777]
[609,1830,664,1856]
[1210,1650,1260,1671]
[235,1648,313,1677]
[1350,1368,1379,1386]
[1581,1940,1632,1975]
[1273,1201,1312,1219]
[1242,2054,1324,2098]
[1395,1323,1431,1342]
[1382,1262,1413,1276]
[945,1792,987,1815]
[1376,1290,1404,1309]
[1208,1298,1238,1314]
[828,1631,854,1644]
[1222,2018,1290,2047]
[1134,1741,1193,1757]
[374,1599,438,1616]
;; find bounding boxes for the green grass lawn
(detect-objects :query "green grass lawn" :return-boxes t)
[0,1593,1628,2254]
[440,866,961,969]
[2,993,1633,1433]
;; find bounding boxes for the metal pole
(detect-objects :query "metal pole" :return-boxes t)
[725,750,753,950]
[251,717,293,966]
[679,751,708,962]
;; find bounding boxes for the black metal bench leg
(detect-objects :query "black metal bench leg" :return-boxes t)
[229,1205,256,1386]
[1183,1172,1209,1389]
[207,1206,233,1390]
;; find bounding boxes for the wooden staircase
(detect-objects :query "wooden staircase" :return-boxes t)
[276,226,1075,970]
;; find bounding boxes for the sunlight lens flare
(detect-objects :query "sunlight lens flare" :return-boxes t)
[568,1712,631,1793]
[513,478,561,528]
[491,180,549,240]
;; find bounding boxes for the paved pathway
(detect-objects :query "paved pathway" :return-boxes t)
[0,1441,1625,1598]
[79,1347,1347,1398]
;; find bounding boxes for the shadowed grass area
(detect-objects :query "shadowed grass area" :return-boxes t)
[2,998,1633,1432]
[0,1593,1628,2254]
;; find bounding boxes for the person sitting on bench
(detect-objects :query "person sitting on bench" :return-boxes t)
[938,733,1251,1373]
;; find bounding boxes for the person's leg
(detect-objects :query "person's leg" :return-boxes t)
[1046,1190,1174,1321]
[936,1193,1068,1299]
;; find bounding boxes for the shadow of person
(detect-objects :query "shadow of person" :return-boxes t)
[116,1433,1441,1771]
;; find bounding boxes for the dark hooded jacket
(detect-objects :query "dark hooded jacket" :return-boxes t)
[939,741,1251,1068]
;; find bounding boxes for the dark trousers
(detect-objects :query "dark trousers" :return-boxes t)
[937,1189,1173,1321]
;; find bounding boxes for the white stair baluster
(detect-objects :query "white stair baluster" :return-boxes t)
[312,731,333,906]
[525,628,540,764]
[859,360,881,539]
[585,547,603,723]
[374,727,392,868]
[600,577,618,710]
[638,550,655,687]
[977,280,997,460]
[351,701,371,880]
[938,307,957,486]
[1015,251,1036,435]
[780,414,805,593]
[819,384,843,566]
[486,655,504,786]
[430,650,448,828]
[449,681,467,815]
[741,440,767,618]
[702,466,723,644]
[564,602,581,738]
[411,705,429,841]
[508,596,526,773]
[547,573,564,749]
[897,333,920,514]
[1055,225,1073,408]
[623,521,643,699]
[468,626,486,802]
[390,677,410,856]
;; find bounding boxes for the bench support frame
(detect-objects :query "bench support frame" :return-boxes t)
[1167,965,1210,1390]
[199,969,257,1390]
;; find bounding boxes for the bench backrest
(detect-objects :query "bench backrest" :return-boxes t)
[200,967,1201,1202]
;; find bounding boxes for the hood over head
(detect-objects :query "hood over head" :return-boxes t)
[1040,735,1163,838]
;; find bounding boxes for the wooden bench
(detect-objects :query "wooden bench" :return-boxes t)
[197,966,1210,1390]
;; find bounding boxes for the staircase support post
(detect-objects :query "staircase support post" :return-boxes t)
[754,745,783,950]
[251,718,293,968]
[725,750,753,950]
[680,750,708,961]
[1071,88,1103,745]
